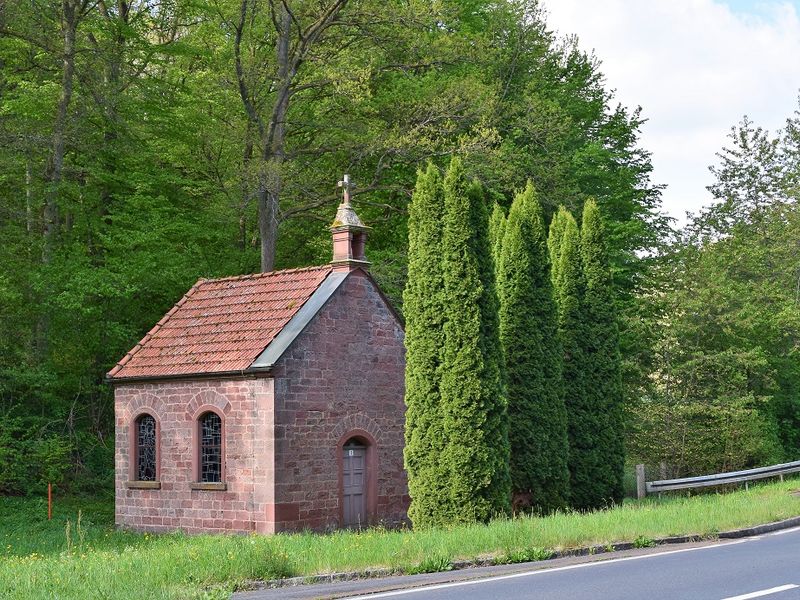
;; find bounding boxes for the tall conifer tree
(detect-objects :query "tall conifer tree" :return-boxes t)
[548,207,570,288]
[580,199,625,505]
[498,183,569,512]
[551,210,594,509]
[439,157,511,523]
[403,164,447,527]
[489,203,507,266]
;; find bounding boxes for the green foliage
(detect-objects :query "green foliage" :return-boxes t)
[579,199,625,507]
[439,157,511,523]
[403,164,447,528]
[489,202,507,265]
[628,394,782,479]
[674,198,800,459]
[497,182,569,512]
[406,553,453,575]
[633,535,655,549]
[547,206,570,287]
[0,416,74,495]
[625,105,800,473]
[549,209,596,507]
[495,546,554,564]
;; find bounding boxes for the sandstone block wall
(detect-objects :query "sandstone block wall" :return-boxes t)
[114,377,274,533]
[270,270,409,531]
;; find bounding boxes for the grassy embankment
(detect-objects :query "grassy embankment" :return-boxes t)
[2,479,799,600]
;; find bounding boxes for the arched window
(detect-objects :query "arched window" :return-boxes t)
[135,414,157,481]
[199,411,223,483]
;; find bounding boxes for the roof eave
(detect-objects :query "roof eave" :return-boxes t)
[105,366,273,386]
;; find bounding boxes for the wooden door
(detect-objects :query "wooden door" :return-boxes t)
[342,440,367,528]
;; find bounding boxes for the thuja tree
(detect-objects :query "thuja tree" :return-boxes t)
[550,209,594,509]
[439,157,511,523]
[489,203,507,266]
[580,199,625,506]
[497,183,569,512]
[548,207,570,288]
[403,164,447,527]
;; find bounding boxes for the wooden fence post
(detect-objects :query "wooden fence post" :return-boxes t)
[636,464,646,500]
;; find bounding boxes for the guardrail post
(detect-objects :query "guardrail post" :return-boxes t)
[636,464,646,499]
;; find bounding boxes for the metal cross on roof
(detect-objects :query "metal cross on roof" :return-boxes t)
[337,174,355,205]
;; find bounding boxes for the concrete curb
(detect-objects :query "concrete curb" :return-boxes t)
[717,514,800,538]
[241,514,800,592]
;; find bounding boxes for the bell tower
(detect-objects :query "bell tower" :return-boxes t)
[330,174,370,272]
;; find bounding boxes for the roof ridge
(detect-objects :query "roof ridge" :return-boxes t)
[201,264,331,284]
[106,279,207,379]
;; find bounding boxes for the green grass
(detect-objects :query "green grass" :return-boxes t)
[2,480,799,599]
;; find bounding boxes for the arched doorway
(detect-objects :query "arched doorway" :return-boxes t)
[342,438,367,528]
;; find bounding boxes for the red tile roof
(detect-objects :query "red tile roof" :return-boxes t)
[108,265,332,380]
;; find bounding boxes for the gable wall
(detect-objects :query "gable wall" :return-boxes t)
[270,270,408,531]
[114,377,275,534]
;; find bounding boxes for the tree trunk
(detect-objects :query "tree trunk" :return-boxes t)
[258,183,279,271]
[25,156,34,238]
[239,128,253,252]
[97,0,127,228]
[43,0,80,265]
[38,0,81,360]
[234,0,348,271]
[258,6,291,272]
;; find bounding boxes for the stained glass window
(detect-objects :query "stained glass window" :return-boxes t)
[200,412,222,483]
[136,414,157,481]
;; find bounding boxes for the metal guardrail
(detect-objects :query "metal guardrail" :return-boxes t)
[635,460,800,498]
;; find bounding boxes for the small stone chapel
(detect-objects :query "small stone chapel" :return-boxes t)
[108,177,408,534]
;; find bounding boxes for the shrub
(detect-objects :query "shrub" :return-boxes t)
[0,415,73,494]
[627,394,783,478]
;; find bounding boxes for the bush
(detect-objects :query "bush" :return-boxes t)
[32,436,74,492]
[0,414,75,495]
[626,394,783,478]
[0,417,26,492]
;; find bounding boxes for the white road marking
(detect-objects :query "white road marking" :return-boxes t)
[341,539,750,599]
[769,526,800,536]
[720,584,799,600]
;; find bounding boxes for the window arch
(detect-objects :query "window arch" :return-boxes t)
[134,413,157,482]
[199,411,223,483]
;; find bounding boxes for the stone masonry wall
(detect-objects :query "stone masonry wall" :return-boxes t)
[270,269,408,531]
[114,377,275,534]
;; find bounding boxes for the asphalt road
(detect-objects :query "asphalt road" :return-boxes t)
[235,526,800,600]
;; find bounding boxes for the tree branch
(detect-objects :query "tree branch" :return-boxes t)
[234,0,265,138]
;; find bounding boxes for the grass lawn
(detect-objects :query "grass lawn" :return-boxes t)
[2,480,799,599]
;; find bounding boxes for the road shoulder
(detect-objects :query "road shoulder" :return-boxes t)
[233,516,800,600]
